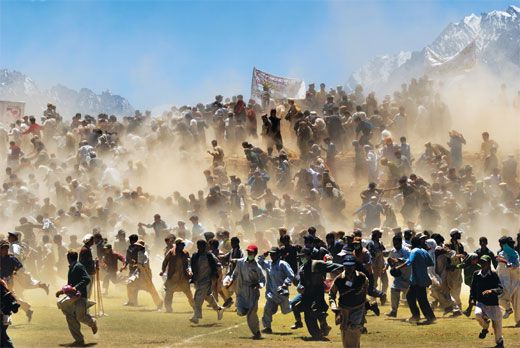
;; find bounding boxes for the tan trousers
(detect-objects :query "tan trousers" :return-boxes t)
[499,267,520,322]
[127,267,162,307]
[7,278,31,314]
[62,298,95,343]
[446,269,462,307]
[164,280,194,311]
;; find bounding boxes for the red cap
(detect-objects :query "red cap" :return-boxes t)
[246,244,258,253]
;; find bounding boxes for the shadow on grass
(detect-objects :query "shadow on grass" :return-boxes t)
[193,323,221,328]
[59,342,97,347]
[270,332,293,336]
[300,337,330,342]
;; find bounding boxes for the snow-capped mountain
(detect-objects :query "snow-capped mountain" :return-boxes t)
[348,5,520,93]
[348,51,412,94]
[0,69,134,117]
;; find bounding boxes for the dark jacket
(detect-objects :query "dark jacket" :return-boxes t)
[191,251,219,282]
[281,244,300,274]
[0,255,23,279]
[162,249,191,280]
[329,270,368,308]
[328,241,345,264]
[125,244,139,271]
[470,270,503,306]
[68,261,91,298]
[297,260,342,296]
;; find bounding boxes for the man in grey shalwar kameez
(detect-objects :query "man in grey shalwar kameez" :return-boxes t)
[226,244,266,339]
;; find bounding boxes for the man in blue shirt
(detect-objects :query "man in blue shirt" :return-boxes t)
[395,234,436,324]
[386,235,411,317]
[257,247,294,333]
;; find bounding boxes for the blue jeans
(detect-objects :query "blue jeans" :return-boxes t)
[290,293,303,323]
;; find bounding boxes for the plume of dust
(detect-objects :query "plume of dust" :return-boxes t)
[438,64,520,154]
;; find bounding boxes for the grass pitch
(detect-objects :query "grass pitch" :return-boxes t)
[8,285,520,348]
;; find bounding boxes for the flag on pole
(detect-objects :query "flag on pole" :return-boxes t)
[250,67,306,102]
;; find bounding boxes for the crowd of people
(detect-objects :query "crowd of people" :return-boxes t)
[0,76,519,348]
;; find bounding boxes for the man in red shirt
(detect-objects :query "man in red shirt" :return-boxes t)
[246,100,258,137]
[101,244,125,296]
[22,116,41,136]
[8,141,23,165]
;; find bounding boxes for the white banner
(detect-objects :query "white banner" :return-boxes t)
[0,101,25,126]
[250,67,306,102]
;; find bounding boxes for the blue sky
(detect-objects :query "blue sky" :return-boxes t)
[1,0,517,110]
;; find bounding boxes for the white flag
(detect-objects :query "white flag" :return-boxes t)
[250,67,306,102]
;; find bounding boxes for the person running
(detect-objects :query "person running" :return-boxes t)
[295,247,342,340]
[126,240,163,310]
[225,244,266,339]
[394,234,436,324]
[55,250,98,346]
[0,277,19,348]
[496,236,520,327]
[161,238,194,312]
[190,239,224,324]
[101,244,125,296]
[329,254,368,348]
[0,240,35,322]
[386,235,411,317]
[257,246,294,333]
[470,255,504,348]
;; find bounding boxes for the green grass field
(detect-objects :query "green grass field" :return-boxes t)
[8,285,520,348]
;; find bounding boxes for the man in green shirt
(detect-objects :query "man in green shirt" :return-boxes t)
[56,250,98,346]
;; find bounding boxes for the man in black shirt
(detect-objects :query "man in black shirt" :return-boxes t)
[329,254,368,348]
[474,237,498,269]
[295,247,342,340]
[470,255,504,348]
[121,234,139,306]
[0,241,34,322]
[280,234,300,275]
